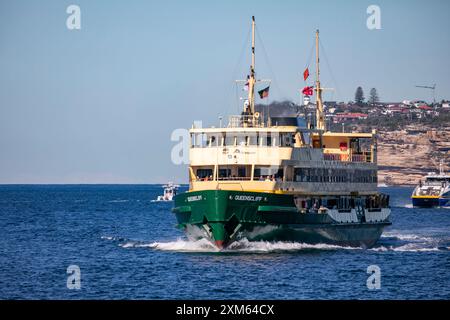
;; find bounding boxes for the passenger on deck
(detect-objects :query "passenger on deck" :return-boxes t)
[313,201,319,210]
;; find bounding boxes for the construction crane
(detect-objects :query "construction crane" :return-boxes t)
[415,84,436,105]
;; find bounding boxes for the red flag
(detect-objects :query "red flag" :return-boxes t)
[302,86,313,96]
[303,68,309,81]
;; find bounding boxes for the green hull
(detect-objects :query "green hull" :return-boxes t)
[173,190,390,249]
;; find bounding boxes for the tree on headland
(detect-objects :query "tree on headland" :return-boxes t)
[369,88,379,106]
[355,87,365,106]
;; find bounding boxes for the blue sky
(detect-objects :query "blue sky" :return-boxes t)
[0,0,449,183]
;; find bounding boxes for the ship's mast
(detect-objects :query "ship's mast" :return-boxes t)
[315,30,326,131]
[246,16,256,115]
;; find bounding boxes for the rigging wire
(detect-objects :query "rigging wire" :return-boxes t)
[305,40,315,72]
[255,25,287,100]
[235,83,240,115]
[299,39,316,113]
[227,24,252,116]
[319,38,344,103]
[303,39,316,108]
[231,25,252,82]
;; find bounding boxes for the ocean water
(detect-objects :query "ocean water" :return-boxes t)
[0,185,448,300]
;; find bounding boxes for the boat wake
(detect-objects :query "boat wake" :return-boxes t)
[101,231,449,253]
[372,231,449,252]
[146,238,358,253]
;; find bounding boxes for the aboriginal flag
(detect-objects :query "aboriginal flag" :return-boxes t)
[258,86,270,99]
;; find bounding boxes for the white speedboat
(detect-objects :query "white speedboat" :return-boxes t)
[153,183,180,202]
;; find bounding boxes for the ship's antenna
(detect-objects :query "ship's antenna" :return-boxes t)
[246,16,256,115]
[315,30,325,131]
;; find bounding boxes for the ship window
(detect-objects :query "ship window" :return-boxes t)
[301,131,311,145]
[193,133,208,148]
[350,138,361,153]
[427,177,449,183]
[196,169,213,180]
[294,168,310,182]
[236,134,248,146]
[248,134,258,146]
[315,169,320,182]
[258,132,279,147]
[254,166,283,181]
[280,133,294,147]
[224,135,236,146]
[272,134,280,146]
[294,168,302,182]
[238,167,246,177]
[219,168,231,179]
[327,198,338,209]
[208,134,219,147]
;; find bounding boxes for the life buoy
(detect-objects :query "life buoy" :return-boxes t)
[254,112,260,119]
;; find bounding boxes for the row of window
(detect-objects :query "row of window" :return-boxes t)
[296,194,389,210]
[294,168,377,183]
[195,167,283,180]
[191,133,295,148]
[194,167,377,183]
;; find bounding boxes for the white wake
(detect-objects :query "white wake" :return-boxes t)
[127,238,359,253]
[102,231,448,253]
[373,231,448,252]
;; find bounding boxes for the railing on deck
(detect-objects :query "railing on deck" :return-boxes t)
[217,177,252,181]
[193,176,279,182]
[323,153,342,161]
[228,115,265,128]
[324,152,372,163]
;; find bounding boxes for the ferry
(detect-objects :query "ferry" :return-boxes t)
[173,17,391,249]
[411,161,450,207]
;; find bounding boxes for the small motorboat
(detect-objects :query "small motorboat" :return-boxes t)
[152,183,180,202]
